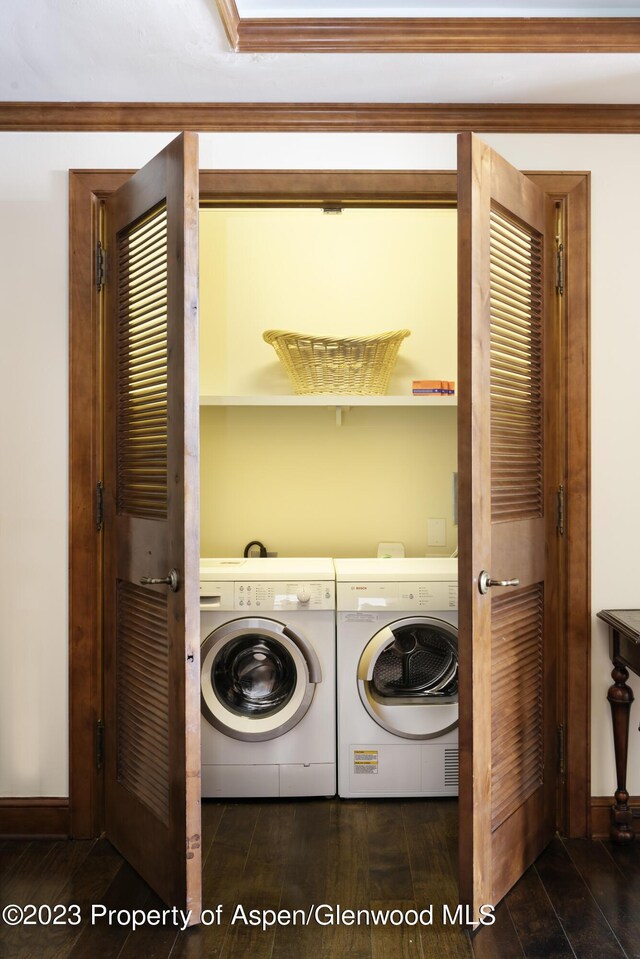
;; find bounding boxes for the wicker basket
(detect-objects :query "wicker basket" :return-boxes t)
[263,329,411,395]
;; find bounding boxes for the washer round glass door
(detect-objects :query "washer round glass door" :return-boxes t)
[357,616,459,740]
[201,617,321,741]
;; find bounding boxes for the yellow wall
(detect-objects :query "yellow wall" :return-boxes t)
[200,207,457,396]
[199,206,458,558]
[200,405,457,558]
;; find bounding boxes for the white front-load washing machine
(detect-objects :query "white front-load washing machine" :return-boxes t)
[335,557,458,799]
[200,557,336,798]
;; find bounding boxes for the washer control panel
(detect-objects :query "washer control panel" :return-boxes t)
[235,580,335,610]
[200,580,335,611]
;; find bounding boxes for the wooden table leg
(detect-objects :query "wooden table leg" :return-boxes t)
[607,657,635,843]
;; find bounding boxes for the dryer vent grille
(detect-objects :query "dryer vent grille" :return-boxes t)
[444,747,459,789]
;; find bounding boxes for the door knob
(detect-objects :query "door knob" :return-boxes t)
[478,570,520,595]
[140,568,180,592]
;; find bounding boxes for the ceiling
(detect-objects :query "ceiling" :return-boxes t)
[2,0,640,104]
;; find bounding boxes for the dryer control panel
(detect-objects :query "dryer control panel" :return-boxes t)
[337,580,458,612]
[200,580,335,611]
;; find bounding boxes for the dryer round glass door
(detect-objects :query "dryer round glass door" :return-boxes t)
[357,616,459,740]
[201,617,322,742]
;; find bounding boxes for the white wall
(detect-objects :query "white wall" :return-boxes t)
[0,130,637,800]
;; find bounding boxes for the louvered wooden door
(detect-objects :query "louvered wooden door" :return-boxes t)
[103,133,201,919]
[457,133,558,919]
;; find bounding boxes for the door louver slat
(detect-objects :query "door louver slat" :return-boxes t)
[491,583,544,831]
[116,581,170,825]
[490,208,543,523]
[116,205,168,520]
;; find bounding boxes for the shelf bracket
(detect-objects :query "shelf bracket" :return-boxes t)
[333,405,351,426]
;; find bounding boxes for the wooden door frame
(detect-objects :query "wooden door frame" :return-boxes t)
[69,167,590,840]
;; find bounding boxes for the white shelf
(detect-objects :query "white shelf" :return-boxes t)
[200,394,456,424]
[199,394,457,407]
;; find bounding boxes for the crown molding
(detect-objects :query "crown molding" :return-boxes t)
[214,7,640,53]
[1,101,640,133]
[216,0,240,48]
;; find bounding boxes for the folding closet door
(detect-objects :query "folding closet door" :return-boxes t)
[457,132,558,920]
[102,132,201,920]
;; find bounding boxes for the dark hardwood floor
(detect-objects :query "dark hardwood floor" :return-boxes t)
[1,799,639,958]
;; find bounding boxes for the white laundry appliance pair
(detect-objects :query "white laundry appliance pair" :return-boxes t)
[199,556,458,800]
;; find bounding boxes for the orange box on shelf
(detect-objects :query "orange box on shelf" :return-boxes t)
[412,379,444,394]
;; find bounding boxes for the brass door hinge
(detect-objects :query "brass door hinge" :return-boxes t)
[556,240,565,296]
[96,481,104,532]
[96,720,105,770]
[557,723,566,779]
[96,240,106,293]
[556,484,565,536]
[555,200,565,296]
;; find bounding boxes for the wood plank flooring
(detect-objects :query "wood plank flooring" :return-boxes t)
[2,799,640,958]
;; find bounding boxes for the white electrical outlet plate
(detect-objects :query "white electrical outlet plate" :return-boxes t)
[427,518,446,547]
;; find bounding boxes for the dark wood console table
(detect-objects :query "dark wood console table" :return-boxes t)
[597,609,640,842]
